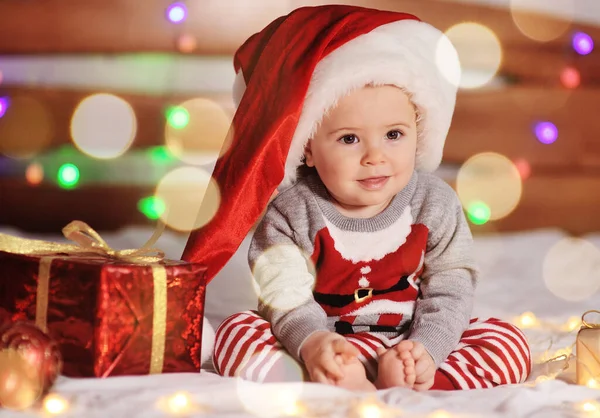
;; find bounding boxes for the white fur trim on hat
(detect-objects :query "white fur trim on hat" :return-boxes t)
[233,19,461,191]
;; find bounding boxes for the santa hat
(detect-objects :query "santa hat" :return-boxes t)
[182,5,461,282]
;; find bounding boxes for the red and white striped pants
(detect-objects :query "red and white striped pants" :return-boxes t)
[213,311,532,390]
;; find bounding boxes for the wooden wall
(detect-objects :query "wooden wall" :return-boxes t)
[1,0,599,234]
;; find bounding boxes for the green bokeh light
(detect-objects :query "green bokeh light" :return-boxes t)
[138,196,166,220]
[147,146,176,164]
[57,163,80,189]
[467,201,491,225]
[166,106,189,129]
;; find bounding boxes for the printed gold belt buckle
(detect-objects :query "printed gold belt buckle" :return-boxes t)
[354,287,373,303]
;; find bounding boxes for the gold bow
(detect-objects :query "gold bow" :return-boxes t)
[0,221,169,375]
[582,310,600,329]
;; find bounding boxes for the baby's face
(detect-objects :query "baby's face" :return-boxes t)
[305,85,418,217]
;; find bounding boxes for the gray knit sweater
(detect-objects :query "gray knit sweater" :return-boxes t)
[248,171,478,367]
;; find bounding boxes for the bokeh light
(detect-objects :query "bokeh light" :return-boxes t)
[510,0,573,42]
[25,163,44,186]
[514,312,538,329]
[456,153,522,221]
[513,158,531,180]
[43,394,69,415]
[467,201,491,225]
[0,349,44,410]
[166,3,187,23]
[57,163,80,189]
[236,375,304,418]
[165,98,232,166]
[0,96,53,159]
[565,316,582,332]
[543,238,600,302]
[443,23,502,89]
[166,106,190,129]
[429,410,453,418]
[581,401,599,413]
[147,146,177,164]
[0,97,8,118]
[358,401,383,418]
[560,67,580,89]
[435,33,462,88]
[166,392,191,414]
[535,122,558,144]
[177,34,197,53]
[138,196,166,220]
[573,32,594,55]
[70,93,137,159]
[251,244,316,310]
[154,167,220,232]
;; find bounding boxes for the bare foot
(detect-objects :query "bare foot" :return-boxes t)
[375,340,416,389]
[411,341,436,391]
[332,355,377,392]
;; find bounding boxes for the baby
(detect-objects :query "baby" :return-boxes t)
[184,5,532,390]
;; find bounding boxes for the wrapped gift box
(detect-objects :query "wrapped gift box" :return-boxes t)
[0,224,207,378]
[576,310,600,387]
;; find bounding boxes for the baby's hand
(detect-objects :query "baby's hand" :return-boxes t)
[410,340,436,391]
[300,331,359,385]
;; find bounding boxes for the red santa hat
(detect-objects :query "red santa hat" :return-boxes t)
[182,5,461,281]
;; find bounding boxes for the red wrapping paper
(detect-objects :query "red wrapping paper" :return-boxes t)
[0,250,206,377]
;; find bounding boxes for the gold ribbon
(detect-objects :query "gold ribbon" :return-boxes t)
[582,310,600,329]
[0,221,168,374]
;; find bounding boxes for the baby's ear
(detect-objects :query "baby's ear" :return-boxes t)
[303,140,314,167]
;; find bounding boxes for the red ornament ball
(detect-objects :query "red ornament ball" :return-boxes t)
[0,321,62,406]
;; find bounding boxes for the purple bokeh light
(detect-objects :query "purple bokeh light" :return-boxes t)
[535,122,558,145]
[167,3,187,23]
[0,97,9,118]
[572,32,594,56]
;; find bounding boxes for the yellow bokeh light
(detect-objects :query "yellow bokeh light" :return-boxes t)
[43,394,69,415]
[165,98,232,166]
[515,312,538,329]
[251,244,316,311]
[565,316,582,332]
[70,93,137,159]
[444,23,502,89]
[429,410,453,418]
[359,402,383,418]
[588,378,600,389]
[0,95,53,159]
[456,153,522,221]
[167,392,191,414]
[543,238,600,302]
[510,0,573,42]
[154,167,221,232]
[236,377,304,418]
[582,401,599,412]
[0,349,43,410]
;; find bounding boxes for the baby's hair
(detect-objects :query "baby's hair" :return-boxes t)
[296,83,423,179]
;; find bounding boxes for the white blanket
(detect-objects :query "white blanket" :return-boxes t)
[0,227,599,417]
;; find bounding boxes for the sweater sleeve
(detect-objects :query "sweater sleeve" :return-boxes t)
[409,185,479,368]
[248,203,328,361]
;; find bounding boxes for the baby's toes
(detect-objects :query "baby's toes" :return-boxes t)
[396,340,414,353]
[403,359,416,386]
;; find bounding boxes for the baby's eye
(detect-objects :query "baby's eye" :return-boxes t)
[386,130,403,140]
[339,134,359,145]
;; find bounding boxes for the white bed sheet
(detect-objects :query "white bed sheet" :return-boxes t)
[0,227,599,417]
